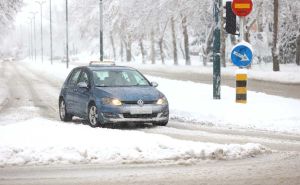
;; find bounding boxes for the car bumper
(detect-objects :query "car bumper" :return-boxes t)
[97,104,169,124]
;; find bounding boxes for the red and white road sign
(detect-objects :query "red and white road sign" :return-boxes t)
[232,0,253,17]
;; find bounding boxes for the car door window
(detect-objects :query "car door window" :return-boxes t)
[78,71,89,85]
[68,69,81,86]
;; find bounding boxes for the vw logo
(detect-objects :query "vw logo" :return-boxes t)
[137,99,144,107]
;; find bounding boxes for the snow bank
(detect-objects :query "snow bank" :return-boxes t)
[0,118,267,166]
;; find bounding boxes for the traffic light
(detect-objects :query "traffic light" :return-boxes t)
[225,1,237,35]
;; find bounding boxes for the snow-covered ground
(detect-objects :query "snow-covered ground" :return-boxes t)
[0,118,267,166]
[151,76,300,134]
[1,59,300,166]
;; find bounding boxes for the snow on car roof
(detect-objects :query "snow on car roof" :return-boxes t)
[87,65,136,71]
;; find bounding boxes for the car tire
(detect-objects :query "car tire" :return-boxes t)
[59,99,73,122]
[88,104,100,127]
[153,121,168,126]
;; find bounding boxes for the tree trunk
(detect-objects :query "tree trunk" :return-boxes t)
[139,38,145,64]
[151,30,155,64]
[158,38,165,65]
[296,33,300,66]
[257,2,264,32]
[220,6,226,68]
[125,35,132,62]
[110,31,116,61]
[120,37,124,62]
[272,0,280,71]
[202,26,214,66]
[125,41,132,62]
[182,16,191,65]
[179,40,185,60]
[171,17,178,65]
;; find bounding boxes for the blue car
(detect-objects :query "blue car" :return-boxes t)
[59,63,169,127]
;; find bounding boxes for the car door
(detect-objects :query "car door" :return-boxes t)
[65,68,82,114]
[73,70,91,116]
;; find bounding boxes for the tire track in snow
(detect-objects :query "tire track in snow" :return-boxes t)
[11,62,58,120]
[16,64,65,119]
[0,61,9,112]
[21,64,63,89]
[0,62,39,124]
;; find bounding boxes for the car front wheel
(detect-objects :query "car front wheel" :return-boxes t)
[59,99,73,121]
[88,105,100,127]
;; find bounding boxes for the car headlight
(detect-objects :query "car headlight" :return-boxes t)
[156,97,168,105]
[102,98,122,106]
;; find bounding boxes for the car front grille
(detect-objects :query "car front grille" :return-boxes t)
[123,113,158,119]
[122,101,156,105]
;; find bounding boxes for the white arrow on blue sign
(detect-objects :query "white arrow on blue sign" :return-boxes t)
[231,42,253,68]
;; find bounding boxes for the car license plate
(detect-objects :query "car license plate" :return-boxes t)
[130,107,153,114]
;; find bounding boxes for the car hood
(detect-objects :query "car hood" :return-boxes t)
[95,86,162,101]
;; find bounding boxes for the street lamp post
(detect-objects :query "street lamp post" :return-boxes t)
[99,0,103,62]
[27,18,33,61]
[49,0,53,64]
[36,1,45,63]
[66,0,69,68]
[31,12,37,62]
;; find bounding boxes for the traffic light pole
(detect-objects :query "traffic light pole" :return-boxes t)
[65,0,69,68]
[99,0,104,62]
[213,0,221,99]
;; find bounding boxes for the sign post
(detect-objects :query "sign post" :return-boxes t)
[231,0,253,103]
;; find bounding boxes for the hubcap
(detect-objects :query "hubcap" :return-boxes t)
[89,106,98,126]
[60,101,66,119]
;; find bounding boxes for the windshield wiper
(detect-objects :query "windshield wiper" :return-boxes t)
[96,85,109,87]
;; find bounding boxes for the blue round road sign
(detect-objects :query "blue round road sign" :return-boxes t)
[231,43,253,68]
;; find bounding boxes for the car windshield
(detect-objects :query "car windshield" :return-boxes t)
[93,69,150,87]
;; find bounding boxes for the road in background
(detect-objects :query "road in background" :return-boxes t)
[139,69,300,99]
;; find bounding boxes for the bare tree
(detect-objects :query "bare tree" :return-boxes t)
[110,31,116,61]
[181,16,191,65]
[202,26,214,66]
[171,16,178,65]
[150,30,156,64]
[272,0,280,71]
[139,38,146,64]
[297,31,300,66]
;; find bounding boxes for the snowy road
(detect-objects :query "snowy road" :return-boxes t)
[0,61,300,184]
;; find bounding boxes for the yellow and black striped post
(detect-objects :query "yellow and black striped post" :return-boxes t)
[236,73,247,103]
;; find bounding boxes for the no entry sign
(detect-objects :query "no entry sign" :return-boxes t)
[232,0,253,17]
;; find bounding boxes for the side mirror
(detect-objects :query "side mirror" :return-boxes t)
[151,82,158,87]
[77,82,88,88]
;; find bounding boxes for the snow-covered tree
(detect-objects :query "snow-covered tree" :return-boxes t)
[0,0,22,42]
